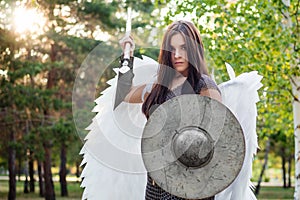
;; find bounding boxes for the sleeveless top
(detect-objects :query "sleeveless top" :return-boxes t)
[165,74,220,100]
[145,74,220,200]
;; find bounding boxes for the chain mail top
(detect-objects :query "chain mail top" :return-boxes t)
[145,74,219,200]
[166,74,220,100]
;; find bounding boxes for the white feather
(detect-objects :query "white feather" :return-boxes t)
[225,62,236,80]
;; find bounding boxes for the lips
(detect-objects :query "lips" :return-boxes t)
[174,61,184,65]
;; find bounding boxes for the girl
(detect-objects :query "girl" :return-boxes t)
[119,20,221,200]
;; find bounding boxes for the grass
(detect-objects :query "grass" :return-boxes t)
[0,180,295,199]
[0,180,83,200]
[257,186,294,200]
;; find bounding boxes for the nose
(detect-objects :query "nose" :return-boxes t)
[174,49,181,58]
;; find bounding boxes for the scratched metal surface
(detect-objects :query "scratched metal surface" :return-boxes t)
[141,94,245,199]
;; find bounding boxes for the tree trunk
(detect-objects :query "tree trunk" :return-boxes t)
[43,142,55,200]
[29,152,35,192]
[278,0,300,198]
[8,129,16,200]
[280,146,287,188]
[24,176,29,194]
[288,154,292,188]
[255,138,270,195]
[17,156,21,182]
[59,142,68,197]
[293,76,300,199]
[38,161,44,197]
[24,159,29,194]
[42,43,57,200]
[76,160,80,183]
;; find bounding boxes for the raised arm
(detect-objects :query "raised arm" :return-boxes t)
[124,84,153,103]
[117,35,152,104]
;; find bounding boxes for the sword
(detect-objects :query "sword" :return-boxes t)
[113,7,133,110]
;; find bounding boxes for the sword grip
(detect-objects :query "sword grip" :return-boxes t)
[124,42,131,60]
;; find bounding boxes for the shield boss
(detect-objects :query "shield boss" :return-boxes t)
[141,95,245,199]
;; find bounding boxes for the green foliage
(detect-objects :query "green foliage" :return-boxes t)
[53,118,75,143]
[24,128,45,161]
[81,1,118,28]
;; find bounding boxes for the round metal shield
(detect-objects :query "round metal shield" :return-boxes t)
[141,94,245,199]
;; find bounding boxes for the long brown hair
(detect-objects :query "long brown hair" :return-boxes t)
[142,20,209,118]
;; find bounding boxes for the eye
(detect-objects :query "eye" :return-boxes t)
[181,46,186,50]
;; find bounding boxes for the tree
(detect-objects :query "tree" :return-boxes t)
[0,9,27,199]
[52,118,76,197]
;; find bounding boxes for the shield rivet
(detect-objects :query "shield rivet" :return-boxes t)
[172,126,214,168]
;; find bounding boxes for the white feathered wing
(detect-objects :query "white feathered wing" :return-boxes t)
[80,56,262,200]
[215,63,263,200]
[80,56,158,200]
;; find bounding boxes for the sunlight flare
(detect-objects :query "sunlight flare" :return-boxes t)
[13,6,46,34]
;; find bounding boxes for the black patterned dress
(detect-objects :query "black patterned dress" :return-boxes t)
[145,75,220,200]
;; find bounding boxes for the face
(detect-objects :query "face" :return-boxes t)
[170,33,189,77]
